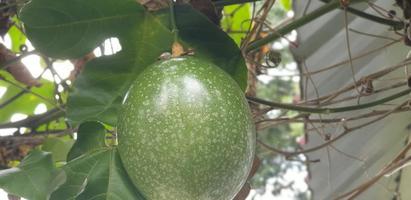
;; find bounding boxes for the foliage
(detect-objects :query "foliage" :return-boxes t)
[20,0,247,126]
[0,121,145,200]
[245,2,307,198]
[0,150,62,200]
[1,0,409,199]
[0,72,55,123]
[0,0,252,199]
[0,0,310,199]
[221,3,251,46]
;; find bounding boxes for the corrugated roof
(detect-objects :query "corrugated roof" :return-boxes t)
[292,1,411,199]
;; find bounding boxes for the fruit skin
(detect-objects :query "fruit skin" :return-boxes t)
[118,56,255,200]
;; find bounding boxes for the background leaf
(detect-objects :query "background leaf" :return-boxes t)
[221,4,251,46]
[280,0,292,11]
[67,121,106,161]
[42,136,75,162]
[0,150,62,200]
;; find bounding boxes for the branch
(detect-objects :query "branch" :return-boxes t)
[0,74,65,111]
[344,6,403,30]
[0,44,40,87]
[0,108,65,129]
[245,0,346,52]
[256,106,411,126]
[0,129,75,142]
[258,101,408,157]
[336,153,411,199]
[247,88,411,114]
[320,0,404,30]
[0,89,25,109]
[245,0,367,52]
[213,0,260,7]
[302,58,410,105]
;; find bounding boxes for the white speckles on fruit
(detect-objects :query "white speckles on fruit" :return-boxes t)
[118,56,255,200]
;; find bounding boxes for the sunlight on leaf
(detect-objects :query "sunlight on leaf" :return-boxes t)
[0,72,55,123]
[222,4,251,46]
[280,0,292,11]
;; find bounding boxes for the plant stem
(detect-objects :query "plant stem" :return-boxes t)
[247,88,411,114]
[0,108,65,129]
[213,0,260,7]
[343,7,403,30]
[0,75,65,111]
[245,0,365,53]
[0,50,36,70]
[320,0,404,30]
[169,0,178,42]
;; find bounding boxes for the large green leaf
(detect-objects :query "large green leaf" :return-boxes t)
[19,0,143,59]
[19,0,247,125]
[0,150,63,200]
[0,120,143,199]
[67,121,106,161]
[51,148,144,200]
[0,71,55,123]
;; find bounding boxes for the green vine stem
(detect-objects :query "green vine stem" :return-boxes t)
[346,7,403,30]
[320,0,404,30]
[168,0,185,56]
[247,88,411,114]
[169,0,178,42]
[245,0,368,53]
[213,0,261,7]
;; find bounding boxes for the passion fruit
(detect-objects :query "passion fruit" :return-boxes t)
[118,56,255,200]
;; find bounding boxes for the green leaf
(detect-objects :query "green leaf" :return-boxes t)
[19,0,144,59]
[67,121,107,161]
[42,136,75,162]
[173,6,248,91]
[20,0,247,125]
[51,148,144,200]
[0,71,56,123]
[0,150,63,200]
[280,0,292,11]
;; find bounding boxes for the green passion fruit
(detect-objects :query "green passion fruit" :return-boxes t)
[118,56,255,200]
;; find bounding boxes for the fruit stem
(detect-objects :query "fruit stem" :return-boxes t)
[169,0,185,57]
[169,0,178,42]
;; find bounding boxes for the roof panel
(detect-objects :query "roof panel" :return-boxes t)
[292,0,411,199]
